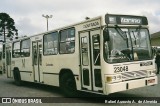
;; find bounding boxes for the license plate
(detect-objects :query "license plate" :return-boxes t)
[147,79,155,84]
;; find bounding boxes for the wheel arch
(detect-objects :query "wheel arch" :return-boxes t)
[13,67,20,72]
[59,68,75,82]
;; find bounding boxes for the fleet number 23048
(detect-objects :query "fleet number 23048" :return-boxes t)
[114,66,128,73]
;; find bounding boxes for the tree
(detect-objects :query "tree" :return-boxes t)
[0,13,18,42]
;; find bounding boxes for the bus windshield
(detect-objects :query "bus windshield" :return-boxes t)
[104,27,152,63]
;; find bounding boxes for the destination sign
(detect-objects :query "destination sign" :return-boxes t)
[81,19,101,30]
[105,14,148,25]
[121,17,142,24]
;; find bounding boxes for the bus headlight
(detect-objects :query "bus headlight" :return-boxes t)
[106,76,112,82]
[106,74,122,83]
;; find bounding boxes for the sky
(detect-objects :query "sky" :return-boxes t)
[0,0,160,37]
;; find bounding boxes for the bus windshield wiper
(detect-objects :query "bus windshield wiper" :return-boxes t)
[131,26,141,46]
[115,25,127,40]
[131,31,137,45]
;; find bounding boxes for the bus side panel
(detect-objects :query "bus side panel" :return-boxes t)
[20,72,33,82]
[42,54,79,87]
[43,74,59,86]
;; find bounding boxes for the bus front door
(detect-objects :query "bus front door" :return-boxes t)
[32,41,43,83]
[80,30,103,92]
[80,32,92,91]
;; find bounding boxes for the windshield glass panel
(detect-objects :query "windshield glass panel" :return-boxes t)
[104,28,152,63]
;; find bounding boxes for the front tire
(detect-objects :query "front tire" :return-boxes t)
[60,73,77,97]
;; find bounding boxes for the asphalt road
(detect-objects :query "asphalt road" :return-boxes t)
[0,73,160,106]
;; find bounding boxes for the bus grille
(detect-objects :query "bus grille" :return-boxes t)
[122,70,147,81]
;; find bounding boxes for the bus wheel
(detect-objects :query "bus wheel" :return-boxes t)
[60,73,77,97]
[13,70,22,86]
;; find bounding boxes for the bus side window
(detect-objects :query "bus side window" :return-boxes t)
[93,35,100,65]
[12,42,21,58]
[21,39,30,57]
[59,28,75,54]
[43,32,58,55]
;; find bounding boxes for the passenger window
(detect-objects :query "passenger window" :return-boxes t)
[60,28,75,54]
[21,39,30,57]
[44,32,58,55]
[12,42,21,58]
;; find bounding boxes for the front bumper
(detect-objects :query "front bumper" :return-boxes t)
[105,76,158,95]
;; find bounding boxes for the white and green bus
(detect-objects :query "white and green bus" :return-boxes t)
[3,14,158,96]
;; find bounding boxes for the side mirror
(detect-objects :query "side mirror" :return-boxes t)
[103,29,109,41]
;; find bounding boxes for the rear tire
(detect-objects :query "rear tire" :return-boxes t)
[60,73,77,97]
[13,70,22,86]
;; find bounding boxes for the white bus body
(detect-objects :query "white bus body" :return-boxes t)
[4,14,157,95]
